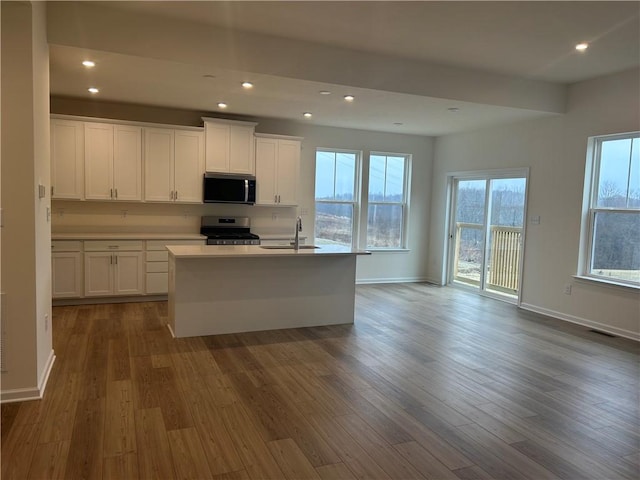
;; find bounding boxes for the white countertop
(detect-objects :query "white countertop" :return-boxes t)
[167,244,370,258]
[52,232,206,241]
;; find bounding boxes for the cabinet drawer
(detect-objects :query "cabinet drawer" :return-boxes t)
[51,240,83,252]
[146,261,168,273]
[146,239,204,250]
[146,272,168,294]
[146,250,169,262]
[84,240,143,251]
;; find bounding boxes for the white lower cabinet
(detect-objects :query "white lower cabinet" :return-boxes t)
[145,239,204,294]
[84,241,144,297]
[52,241,83,298]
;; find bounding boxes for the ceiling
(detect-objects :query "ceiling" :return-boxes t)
[47,1,640,136]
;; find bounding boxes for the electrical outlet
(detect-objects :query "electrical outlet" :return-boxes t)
[563,284,572,295]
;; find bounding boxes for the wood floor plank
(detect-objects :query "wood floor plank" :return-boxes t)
[394,440,460,480]
[27,440,70,480]
[1,423,40,480]
[134,407,176,479]
[220,403,287,479]
[315,462,358,480]
[64,398,105,480]
[103,452,139,480]
[103,379,137,457]
[267,438,322,480]
[186,384,244,475]
[167,427,214,480]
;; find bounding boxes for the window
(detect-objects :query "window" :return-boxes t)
[367,153,410,248]
[584,132,639,285]
[314,149,360,247]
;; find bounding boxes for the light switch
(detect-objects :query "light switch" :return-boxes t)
[38,184,46,199]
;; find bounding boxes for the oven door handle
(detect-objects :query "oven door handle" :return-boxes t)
[244,179,249,203]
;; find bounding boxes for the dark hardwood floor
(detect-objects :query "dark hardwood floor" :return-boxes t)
[2,283,639,479]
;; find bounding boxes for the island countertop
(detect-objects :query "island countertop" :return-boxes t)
[166,244,370,258]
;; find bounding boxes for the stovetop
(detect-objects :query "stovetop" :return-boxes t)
[201,216,260,245]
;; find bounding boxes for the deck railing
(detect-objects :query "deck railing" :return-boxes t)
[454,223,522,294]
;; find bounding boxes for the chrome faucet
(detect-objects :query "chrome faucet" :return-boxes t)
[294,216,302,250]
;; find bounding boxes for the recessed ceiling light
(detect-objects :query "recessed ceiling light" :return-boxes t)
[217,102,228,109]
[319,90,331,95]
[448,107,460,112]
[344,95,355,102]
[303,112,312,118]
[88,87,99,94]
[575,42,589,52]
[82,60,95,68]
[241,82,254,89]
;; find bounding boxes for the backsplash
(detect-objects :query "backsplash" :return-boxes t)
[51,200,307,236]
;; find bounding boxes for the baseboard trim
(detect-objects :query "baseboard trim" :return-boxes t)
[1,350,56,404]
[519,303,640,341]
[356,276,430,285]
[53,295,167,306]
[39,350,56,395]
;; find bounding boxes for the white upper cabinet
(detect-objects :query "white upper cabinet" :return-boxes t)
[51,119,84,200]
[255,134,302,206]
[173,130,204,203]
[144,127,204,203]
[85,122,142,201]
[203,118,257,174]
[144,128,174,202]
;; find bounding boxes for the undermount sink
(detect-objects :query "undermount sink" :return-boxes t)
[260,245,320,250]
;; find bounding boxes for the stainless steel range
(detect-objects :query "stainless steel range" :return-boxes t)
[200,216,260,245]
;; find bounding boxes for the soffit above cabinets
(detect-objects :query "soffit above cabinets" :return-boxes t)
[47,1,639,136]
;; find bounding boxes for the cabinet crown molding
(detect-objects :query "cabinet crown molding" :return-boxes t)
[202,117,258,127]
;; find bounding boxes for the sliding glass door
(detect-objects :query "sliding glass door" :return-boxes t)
[450,173,527,301]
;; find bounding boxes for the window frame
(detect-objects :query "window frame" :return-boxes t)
[365,152,412,250]
[313,148,362,248]
[581,132,640,288]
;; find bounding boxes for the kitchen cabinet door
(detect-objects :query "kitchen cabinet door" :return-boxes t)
[174,130,204,203]
[255,137,278,205]
[229,125,255,174]
[84,123,114,200]
[52,252,83,298]
[114,251,144,295]
[113,125,142,201]
[51,119,84,200]
[144,128,175,202]
[275,139,300,206]
[204,122,229,173]
[255,136,300,206]
[84,252,114,296]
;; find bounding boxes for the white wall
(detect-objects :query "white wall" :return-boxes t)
[428,68,640,339]
[1,1,53,402]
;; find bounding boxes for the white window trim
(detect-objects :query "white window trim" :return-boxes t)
[365,152,412,250]
[579,132,640,288]
[314,148,362,249]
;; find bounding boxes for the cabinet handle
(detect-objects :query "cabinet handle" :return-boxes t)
[170,191,174,200]
[175,190,178,200]
[51,186,55,196]
[115,188,118,199]
[110,188,113,198]
[274,194,277,203]
[114,255,118,265]
[110,255,113,265]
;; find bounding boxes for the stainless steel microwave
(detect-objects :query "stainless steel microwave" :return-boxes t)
[203,173,256,204]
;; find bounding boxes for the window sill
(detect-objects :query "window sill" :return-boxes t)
[573,275,640,293]
[366,248,411,253]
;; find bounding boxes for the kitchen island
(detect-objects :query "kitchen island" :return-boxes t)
[167,244,370,338]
